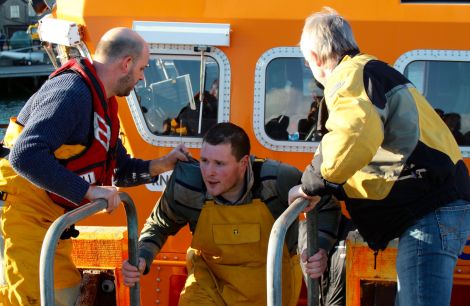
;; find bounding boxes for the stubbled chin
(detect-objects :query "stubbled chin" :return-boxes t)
[206,186,221,197]
[207,182,218,188]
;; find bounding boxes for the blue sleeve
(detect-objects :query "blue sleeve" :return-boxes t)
[113,139,153,187]
[10,73,92,204]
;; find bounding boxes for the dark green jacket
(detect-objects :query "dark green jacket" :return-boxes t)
[139,156,341,273]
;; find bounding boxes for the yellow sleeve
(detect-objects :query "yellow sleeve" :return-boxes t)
[320,66,384,184]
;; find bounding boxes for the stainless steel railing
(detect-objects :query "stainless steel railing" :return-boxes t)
[39,192,140,306]
[267,197,326,306]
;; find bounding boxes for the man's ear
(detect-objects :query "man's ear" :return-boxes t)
[310,50,322,67]
[120,55,133,73]
[239,154,249,168]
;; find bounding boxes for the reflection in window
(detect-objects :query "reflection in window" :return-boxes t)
[404,61,470,146]
[264,58,324,141]
[134,56,219,137]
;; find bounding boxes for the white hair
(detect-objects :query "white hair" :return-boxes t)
[300,7,358,68]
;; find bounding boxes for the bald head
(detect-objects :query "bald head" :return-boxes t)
[93,27,149,98]
[95,27,146,63]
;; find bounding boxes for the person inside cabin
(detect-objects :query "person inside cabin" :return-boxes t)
[434,107,445,119]
[177,89,219,136]
[122,122,341,306]
[209,78,219,99]
[443,112,464,146]
[298,97,320,141]
[464,130,470,146]
[0,27,189,306]
[0,30,5,51]
[162,118,172,135]
[288,7,470,306]
[265,114,290,140]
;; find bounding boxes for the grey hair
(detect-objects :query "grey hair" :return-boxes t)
[95,33,143,62]
[301,7,358,67]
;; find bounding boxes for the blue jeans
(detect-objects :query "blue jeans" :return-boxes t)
[395,199,470,306]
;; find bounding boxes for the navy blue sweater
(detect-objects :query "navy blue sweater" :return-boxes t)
[10,72,152,204]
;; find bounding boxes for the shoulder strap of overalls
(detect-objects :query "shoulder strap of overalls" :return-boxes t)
[251,157,265,199]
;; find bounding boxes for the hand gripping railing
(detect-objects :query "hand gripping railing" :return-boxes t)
[267,197,325,306]
[39,192,140,306]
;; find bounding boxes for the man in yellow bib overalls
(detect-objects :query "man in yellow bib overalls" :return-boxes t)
[122,122,340,305]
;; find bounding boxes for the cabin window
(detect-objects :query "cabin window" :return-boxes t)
[136,56,219,136]
[395,50,470,155]
[127,45,230,147]
[404,60,470,146]
[254,47,323,152]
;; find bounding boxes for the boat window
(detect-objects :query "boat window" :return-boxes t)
[395,50,470,155]
[127,45,230,147]
[136,56,219,136]
[254,47,323,152]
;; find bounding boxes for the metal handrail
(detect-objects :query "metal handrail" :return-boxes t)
[267,197,321,306]
[39,192,140,306]
[267,198,309,306]
[306,202,320,306]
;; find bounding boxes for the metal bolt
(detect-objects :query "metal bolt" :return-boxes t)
[101,279,115,293]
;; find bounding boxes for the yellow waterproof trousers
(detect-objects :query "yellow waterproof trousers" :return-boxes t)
[0,161,81,305]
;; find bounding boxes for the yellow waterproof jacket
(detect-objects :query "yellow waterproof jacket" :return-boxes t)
[301,54,470,250]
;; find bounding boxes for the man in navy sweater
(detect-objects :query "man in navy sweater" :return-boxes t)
[0,27,188,306]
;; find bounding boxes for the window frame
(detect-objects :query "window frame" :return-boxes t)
[394,49,470,156]
[10,5,20,19]
[253,47,319,152]
[126,43,231,148]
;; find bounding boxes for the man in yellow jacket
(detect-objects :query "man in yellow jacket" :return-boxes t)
[289,7,470,306]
